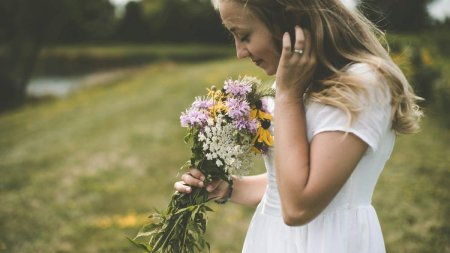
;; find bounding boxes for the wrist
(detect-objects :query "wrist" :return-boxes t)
[275,90,304,105]
[275,81,308,97]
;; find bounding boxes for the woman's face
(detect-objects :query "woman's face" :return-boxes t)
[219,1,281,75]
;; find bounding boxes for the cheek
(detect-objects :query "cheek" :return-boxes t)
[266,45,281,67]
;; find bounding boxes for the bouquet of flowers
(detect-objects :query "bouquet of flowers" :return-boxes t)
[131,76,274,253]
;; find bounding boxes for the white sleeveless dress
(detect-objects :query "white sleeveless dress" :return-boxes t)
[242,64,395,253]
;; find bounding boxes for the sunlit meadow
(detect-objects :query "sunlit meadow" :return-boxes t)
[0,51,448,252]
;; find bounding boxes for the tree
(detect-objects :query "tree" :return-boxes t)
[116,1,151,42]
[142,0,228,43]
[0,0,69,110]
[359,0,435,32]
[57,0,116,42]
[0,0,115,111]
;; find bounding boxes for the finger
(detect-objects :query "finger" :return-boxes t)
[188,168,205,181]
[181,173,205,187]
[174,181,192,193]
[294,26,305,53]
[282,32,292,57]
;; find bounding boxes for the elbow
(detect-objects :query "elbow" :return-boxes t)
[282,209,315,227]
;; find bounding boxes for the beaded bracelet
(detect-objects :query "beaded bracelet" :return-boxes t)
[214,180,233,204]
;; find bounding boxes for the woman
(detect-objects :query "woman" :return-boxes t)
[174,0,422,252]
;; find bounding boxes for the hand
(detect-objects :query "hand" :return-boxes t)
[276,26,317,98]
[174,168,230,200]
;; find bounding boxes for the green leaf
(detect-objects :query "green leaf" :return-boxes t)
[127,237,151,252]
[184,131,192,143]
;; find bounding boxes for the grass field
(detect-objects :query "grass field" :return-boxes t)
[33,44,235,76]
[0,58,448,253]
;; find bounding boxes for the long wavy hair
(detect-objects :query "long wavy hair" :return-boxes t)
[213,0,423,134]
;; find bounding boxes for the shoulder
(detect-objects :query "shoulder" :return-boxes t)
[346,62,391,105]
[305,63,394,150]
[345,62,385,88]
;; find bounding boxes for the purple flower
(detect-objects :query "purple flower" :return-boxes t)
[234,118,258,133]
[192,97,213,110]
[226,98,250,119]
[224,78,252,97]
[180,108,209,128]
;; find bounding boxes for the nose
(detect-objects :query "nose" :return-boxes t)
[235,40,250,59]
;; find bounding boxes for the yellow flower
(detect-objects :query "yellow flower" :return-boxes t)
[250,108,273,121]
[209,101,228,119]
[420,48,433,66]
[207,86,225,101]
[206,86,229,119]
[251,146,261,154]
[251,107,274,150]
[256,119,273,146]
[207,86,217,97]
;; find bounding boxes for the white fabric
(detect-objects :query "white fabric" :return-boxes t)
[242,63,395,253]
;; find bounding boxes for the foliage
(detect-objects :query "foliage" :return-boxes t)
[388,32,450,127]
[358,0,435,32]
[142,0,228,43]
[32,44,234,76]
[0,0,116,111]
[57,0,116,43]
[0,0,67,110]
[116,2,151,42]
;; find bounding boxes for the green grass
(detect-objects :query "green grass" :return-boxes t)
[33,44,235,76]
[38,44,235,58]
[0,58,448,253]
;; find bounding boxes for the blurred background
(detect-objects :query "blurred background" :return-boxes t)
[0,0,448,252]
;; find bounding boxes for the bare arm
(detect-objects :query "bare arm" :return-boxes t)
[275,95,367,225]
[230,173,267,207]
[275,27,368,226]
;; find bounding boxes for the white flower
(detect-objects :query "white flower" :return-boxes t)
[197,118,254,177]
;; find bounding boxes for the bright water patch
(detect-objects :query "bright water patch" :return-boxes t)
[27,77,82,97]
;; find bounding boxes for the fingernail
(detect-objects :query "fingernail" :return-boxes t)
[200,176,205,181]
[186,187,191,192]
[198,181,204,187]
[207,186,213,192]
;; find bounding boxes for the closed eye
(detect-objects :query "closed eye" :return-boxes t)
[240,34,250,42]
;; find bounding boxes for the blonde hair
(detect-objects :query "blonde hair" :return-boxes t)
[215,0,423,134]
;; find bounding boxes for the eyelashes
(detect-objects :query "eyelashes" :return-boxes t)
[224,27,251,44]
[226,32,250,43]
[240,34,250,42]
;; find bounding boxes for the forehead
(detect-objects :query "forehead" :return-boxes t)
[219,1,257,30]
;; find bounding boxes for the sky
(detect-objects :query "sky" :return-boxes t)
[428,0,450,20]
[109,0,450,21]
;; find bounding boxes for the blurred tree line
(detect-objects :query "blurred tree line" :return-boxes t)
[0,0,228,110]
[359,0,434,32]
[0,0,449,111]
